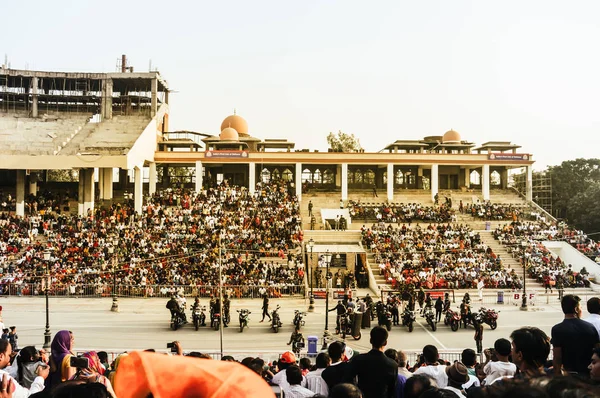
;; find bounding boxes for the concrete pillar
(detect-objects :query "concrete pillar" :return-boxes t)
[29,180,37,197]
[195,161,203,194]
[464,167,470,188]
[31,77,39,118]
[101,78,113,120]
[248,162,256,195]
[78,170,85,216]
[16,170,25,217]
[431,164,438,202]
[295,163,302,200]
[102,168,113,200]
[387,163,394,201]
[162,165,170,188]
[526,166,533,202]
[335,165,341,187]
[417,166,423,189]
[134,166,143,214]
[501,168,509,190]
[83,168,95,216]
[341,163,348,200]
[151,78,158,117]
[482,164,490,201]
[119,169,128,189]
[148,163,157,196]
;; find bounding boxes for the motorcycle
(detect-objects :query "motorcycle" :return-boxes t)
[423,306,437,331]
[238,309,251,333]
[170,310,186,331]
[376,302,392,331]
[478,307,499,330]
[401,307,416,332]
[271,305,283,333]
[291,339,305,355]
[338,312,362,340]
[192,306,207,331]
[293,310,306,330]
[444,308,461,332]
[211,311,221,331]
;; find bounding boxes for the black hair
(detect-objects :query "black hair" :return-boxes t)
[330,383,363,398]
[494,338,512,357]
[285,365,303,385]
[370,326,388,349]
[561,294,580,315]
[241,357,255,368]
[328,342,345,361]
[510,327,550,370]
[315,352,330,369]
[423,345,439,364]
[384,348,399,364]
[405,375,434,398]
[461,348,477,367]
[97,352,108,363]
[299,357,311,370]
[50,381,111,398]
[17,346,38,383]
[221,355,236,362]
[419,388,459,398]
[0,339,10,355]
[588,297,600,315]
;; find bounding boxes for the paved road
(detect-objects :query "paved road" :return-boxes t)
[0,295,569,358]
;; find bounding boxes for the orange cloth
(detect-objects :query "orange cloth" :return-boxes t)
[115,351,275,398]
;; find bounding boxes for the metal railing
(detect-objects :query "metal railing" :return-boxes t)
[0,284,305,299]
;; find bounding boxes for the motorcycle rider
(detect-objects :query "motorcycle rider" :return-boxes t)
[417,287,426,312]
[166,295,186,323]
[191,296,206,326]
[434,297,443,323]
[211,296,221,326]
[329,300,347,334]
[287,326,305,353]
[223,295,231,328]
[443,292,451,313]
[460,297,472,329]
[364,294,375,320]
[388,295,400,326]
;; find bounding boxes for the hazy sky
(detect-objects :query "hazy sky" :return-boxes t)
[3,0,599,169]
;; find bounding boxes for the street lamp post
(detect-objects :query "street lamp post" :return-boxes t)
[521,258,528,310]
[111,238,119,312]
[308,238,315,312]
[43,249,51,349]
[322,249,332,350]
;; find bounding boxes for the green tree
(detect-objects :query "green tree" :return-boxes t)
[549,158,600,220]
[566,181,600,233]
[326,130,363,152]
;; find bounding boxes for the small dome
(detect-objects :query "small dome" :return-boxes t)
[219,127,239,141]
[220,113,248,136]
[443,129,461,143]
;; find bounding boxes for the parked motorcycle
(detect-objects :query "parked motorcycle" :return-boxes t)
[238,309,251,333]
[423,306,437,331]
[376,302,392,331]
[401,307,416,332]
[192,306,207,331]
[293,310,306,330]
[444,308,461,332]
[211,311,221,331]
[271,305,283,333]
[478,307,499,330]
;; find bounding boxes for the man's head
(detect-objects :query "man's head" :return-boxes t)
[587,297,600,315]
[315,352,331,369]
[328,342,345,362]
[398,350,408,368]
[494,338,512,358]
[461,349,477,368]
[405,374,435,398]
[370,326,388,350]
[0,339,11,369]
[278,351,297,371]
[561,294,582,317]
[9,326,15,333]
[330,383,363,398]
[510,327,551,371]
[285,365,303,386]
[423,345,439,364]
[446,362,469,388]
[384,348,399,365]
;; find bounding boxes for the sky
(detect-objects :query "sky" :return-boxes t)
[3,0,600,170]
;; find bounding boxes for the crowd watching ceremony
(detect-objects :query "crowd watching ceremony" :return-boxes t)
[0,180,600,397]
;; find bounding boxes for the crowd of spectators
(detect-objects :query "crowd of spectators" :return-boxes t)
[0,181,305,297]
[362,223,523,291]
[494,221,591,289]
[460,201,522,222]
[4,296,600,398]
[347,201,456,224]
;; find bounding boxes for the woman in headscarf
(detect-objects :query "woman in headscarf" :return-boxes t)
[82,351,117,398]
[47,330,75,387]
[107,353,128,390]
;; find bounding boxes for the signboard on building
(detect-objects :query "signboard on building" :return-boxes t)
[205,150,249,158]
[488,153,530,161]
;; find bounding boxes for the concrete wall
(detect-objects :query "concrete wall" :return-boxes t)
[543,241,600,279]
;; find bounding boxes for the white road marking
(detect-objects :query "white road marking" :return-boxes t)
[416,319,447,349]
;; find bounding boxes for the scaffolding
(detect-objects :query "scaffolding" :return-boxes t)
[511,169,553,216]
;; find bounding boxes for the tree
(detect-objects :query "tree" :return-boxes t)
[566,181,600,233]
[549,158,600,220]
[326,130,363,153]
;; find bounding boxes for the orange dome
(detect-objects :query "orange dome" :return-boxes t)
[220,114,248,136]
[443,129,461,143]
[219,127,239,141]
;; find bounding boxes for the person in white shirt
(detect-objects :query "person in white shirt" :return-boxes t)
[304,352,330,396]
[477,278,485,301]
[483,339,517,385]
[584,297,600,339]
[413,345,448,387]
[283,366,314,398]
[271,351,306,391]
[0,339,48,398]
